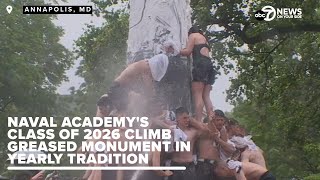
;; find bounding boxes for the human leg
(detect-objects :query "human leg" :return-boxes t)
[82,169,92,179]
[192,57,215,121]
[115,60,149,85]
[192,82,205,121]
[203,84,214,118]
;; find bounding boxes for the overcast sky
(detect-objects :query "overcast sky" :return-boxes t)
[55,0,234,112]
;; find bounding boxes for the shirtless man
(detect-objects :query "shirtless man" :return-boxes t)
[240,145,266,168]
[227,160,276,180]
[226,118,244,138]
[169,107,199,180]
[240,134,266,168]
[212,111,236,160]
[227,123,267,168]
[194,110,236,180]
[108,42,177,111]
[81,94,112,180]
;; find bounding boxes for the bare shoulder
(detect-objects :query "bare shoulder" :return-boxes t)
[188,33,197,42]
[188,127,200,135]
[241,149,250,156]
[190,127,203,138]
[189,127,199,132]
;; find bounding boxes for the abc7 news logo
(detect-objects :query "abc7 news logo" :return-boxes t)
[255,6,276,21]
[255,10,266,21]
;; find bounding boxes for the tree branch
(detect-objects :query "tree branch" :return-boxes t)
[262,37,288,62]
[214,21,320,44]
[0,98,13,112]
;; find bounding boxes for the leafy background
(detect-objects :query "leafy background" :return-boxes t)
[0,0,319,179]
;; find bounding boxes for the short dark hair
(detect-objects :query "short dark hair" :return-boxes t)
[214,109,225,118]
[226,118,239,130]
[107,82,129,111]
[203,116,209,123]
[188,26,203,35]
[97,94,111,107]
[228,118,239,126]
[175,107,189,116]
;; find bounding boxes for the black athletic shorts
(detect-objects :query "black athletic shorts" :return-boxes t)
[108,81,129,111]
[260,171,276,180]
[196,160,215,180]
[136,170,163,180]
[169,161,196,180]
[192,57,216,85]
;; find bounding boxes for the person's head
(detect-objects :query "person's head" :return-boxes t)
[238,125,248,137]
[97,94,112,116]
[162,40,179,57]
[212,109,226,130]
[175,107,190,128]
[203,116,209,123]
[188,26,203,36]
[226,118,242,136]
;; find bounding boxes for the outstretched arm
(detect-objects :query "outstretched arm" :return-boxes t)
[180,34,196,56]
[190,117,223,139]
[151,116,173,130]
[189,117,207,131]
[210,123,236,154]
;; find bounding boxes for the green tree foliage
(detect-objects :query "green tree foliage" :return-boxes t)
[74,4,129,116]
[0,0,73,172]
[304,173,320,180]
[190,0,320,178]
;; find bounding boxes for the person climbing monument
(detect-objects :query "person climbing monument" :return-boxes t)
[180,26,216,121]
[107,40,179,112]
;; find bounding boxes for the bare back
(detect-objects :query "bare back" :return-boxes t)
[241,148,266,168]
[242,161,268,180]
[193,33,210,57]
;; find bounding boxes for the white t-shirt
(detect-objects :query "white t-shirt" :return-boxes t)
[148,54,169,81]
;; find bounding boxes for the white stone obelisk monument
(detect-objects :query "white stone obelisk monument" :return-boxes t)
[127,0,193,113]
[127,0,192,64]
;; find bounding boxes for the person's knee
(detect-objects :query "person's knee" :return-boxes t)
[193,98,203,107]
[202,86,212,98]
[202,93,209,101]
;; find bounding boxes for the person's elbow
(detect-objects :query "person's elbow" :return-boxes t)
[180,49,192,56]
[226,145,236,154]
[221,144,236,154]
[230,146,236,153]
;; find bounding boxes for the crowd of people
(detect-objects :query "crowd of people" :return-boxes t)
[4,26,276,180]
[81,26,277,180]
